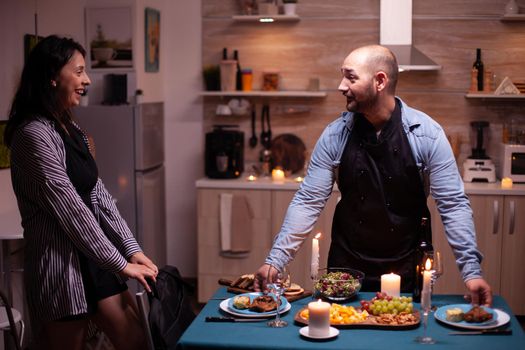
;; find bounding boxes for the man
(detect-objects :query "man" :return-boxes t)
[254,45,492,306]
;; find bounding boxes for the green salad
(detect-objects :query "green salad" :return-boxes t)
[315,271,361,299]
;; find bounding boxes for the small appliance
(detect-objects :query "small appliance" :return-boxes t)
[497,143,525,183]
[205,125,244,179]
[463,121,496,182]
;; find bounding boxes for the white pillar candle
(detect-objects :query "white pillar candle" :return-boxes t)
[380,273,401,297]
[308,299,331,337]
[501,177,513,189]
[310,233,321,280]
[271,168,285,183]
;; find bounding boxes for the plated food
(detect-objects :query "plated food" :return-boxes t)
[221,292,290,318]
[314,268,364,301]
[434,304,507,330]
[294,298,420,329]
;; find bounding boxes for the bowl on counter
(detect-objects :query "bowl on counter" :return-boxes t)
[314,267,364,301]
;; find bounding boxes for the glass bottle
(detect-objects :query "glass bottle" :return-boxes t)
[413,217,434,302]
[472,48,484,91]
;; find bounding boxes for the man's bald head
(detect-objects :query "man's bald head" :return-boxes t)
[347,45,399,93]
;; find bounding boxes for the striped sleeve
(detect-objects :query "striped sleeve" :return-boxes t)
[12,123,128,273]
[93,178,142,259]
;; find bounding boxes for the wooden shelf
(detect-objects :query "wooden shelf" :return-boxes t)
[500,14,525,22]
[200,91,327,98]
[232,15,300,22]
[465,93,525,100]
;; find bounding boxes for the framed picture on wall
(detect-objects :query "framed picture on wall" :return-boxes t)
[85,6,133,71]
[145,7,160,72]
[24,34,43,62]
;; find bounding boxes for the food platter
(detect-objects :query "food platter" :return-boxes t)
[434,304,510,330]
[294,307,420,329]
[220,292,291,318]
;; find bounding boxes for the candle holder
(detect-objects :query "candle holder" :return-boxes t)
[415,289,436,344]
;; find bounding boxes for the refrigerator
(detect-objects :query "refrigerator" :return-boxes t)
[74,103,167,269]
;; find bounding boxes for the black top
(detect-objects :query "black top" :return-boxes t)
[329,101,430,292]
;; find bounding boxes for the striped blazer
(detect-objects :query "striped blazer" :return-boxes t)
[9,117,141,323]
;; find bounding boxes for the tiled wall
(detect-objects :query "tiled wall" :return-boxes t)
[202,0,525,170]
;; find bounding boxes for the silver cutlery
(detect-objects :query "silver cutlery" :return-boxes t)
[205,316,267,323]
[449,329,512,335]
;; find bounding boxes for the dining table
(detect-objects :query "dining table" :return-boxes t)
[176,287,525,350]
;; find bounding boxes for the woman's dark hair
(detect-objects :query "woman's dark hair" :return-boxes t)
[4,35,86,147]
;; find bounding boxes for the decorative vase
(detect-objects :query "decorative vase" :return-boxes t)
[505,0,519,15]
[283,3,296,15]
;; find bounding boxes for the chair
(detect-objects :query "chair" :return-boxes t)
[136,290,155,350]
[0,289,24,350]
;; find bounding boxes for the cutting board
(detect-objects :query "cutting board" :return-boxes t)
[218,278,312,302]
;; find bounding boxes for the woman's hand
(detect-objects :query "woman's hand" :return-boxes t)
[119,262,157,293]
[130,252,158,277]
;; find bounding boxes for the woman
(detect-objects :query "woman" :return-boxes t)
[4,35,158,349]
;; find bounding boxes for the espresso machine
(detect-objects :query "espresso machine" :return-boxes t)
[463,121,496,182]
[205,125,244,179]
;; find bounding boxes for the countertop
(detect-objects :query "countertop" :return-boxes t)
[196,176,525,195]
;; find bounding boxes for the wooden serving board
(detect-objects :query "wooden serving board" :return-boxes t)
[218,278,313,302]
[294,307,421,330]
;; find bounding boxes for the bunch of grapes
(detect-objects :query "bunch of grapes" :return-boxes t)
[360,292,414,316]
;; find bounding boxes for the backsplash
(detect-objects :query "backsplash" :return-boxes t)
[202,0,525,174]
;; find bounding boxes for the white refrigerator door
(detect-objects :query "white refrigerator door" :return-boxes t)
[136,165,167,268]
[135,103,164,171]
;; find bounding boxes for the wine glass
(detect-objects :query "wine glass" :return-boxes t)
[266,265,290,328]
[431,251,444,288]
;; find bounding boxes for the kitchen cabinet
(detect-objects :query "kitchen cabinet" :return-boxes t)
[271,191,339,291]
[196,186,339,302]
[430,195,525,315]
[197,188,272,302]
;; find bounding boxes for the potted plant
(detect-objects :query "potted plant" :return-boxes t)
[282,0,297,15]
[91,24,116,64]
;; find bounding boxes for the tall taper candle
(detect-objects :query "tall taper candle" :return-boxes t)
[311,233,321,279]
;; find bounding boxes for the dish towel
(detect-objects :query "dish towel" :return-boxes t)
[219,193,253,257]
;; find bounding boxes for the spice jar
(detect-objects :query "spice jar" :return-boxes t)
[241,68,253,91]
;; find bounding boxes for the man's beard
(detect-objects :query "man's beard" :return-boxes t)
[345,85,377,113]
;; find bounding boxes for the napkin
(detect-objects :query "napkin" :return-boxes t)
[220,193,253,257]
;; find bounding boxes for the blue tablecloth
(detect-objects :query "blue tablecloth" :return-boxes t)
[177,288,525,350]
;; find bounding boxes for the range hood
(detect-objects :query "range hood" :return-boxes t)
[380,0,441,71]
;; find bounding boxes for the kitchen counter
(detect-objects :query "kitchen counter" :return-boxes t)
[197,176,525,195]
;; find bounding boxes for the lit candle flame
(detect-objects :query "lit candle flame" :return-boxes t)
[424,257,432,271]
[314,232,322,240]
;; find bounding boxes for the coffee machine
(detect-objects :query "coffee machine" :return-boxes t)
[463,121,496,182]
[205,125,244,179]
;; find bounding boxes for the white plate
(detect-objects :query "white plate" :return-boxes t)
[434,305,510,330]
[299,326,339,340]
[219,294,291,318]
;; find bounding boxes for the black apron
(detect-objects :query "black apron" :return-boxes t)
[328,101,431,293]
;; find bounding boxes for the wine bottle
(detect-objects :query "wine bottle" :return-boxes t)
[473,48,484,91]
[233,50,242,91]
[412,217,434,302]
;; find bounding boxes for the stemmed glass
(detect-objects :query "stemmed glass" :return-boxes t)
[415,288,436,344]
[430,251,444,289]
[266,265,290,328]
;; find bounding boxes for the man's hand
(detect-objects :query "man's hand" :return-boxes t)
[253,264,277,292]
[464,278,493,307]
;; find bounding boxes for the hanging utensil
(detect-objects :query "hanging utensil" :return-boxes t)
[249,107,257,148]
[260,104,272,149]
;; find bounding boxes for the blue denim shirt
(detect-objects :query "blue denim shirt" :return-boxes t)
[266,98,483,282]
